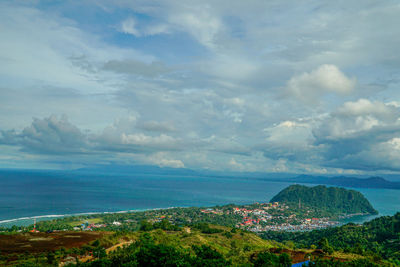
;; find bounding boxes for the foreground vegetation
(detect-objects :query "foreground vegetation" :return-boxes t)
[262,212,400,266]
[0,218,397,266]
[0,186,397,266]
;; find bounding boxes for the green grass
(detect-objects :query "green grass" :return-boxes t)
[98,224,280,265]
[67,218,103,226]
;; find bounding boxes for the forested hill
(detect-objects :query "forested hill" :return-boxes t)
[270,185,378,215]
[262,212,400,265]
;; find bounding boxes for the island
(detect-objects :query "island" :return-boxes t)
[270,184,378,216]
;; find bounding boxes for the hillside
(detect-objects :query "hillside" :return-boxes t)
[262,212,400,266]
[68,223,394,267]
[270,185,378,215]
[0,218,395,266]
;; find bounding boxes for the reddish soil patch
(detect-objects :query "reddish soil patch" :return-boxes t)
[0,231,108,254]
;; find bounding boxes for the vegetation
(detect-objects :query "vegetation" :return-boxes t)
[270,185,378,215]
[75,233,232,267]
[250,251,291,267]
[0,185,396,266]
[0,218,396,266]
[307,258,381,267]
[262,212,400,266]
[1,185,379,235]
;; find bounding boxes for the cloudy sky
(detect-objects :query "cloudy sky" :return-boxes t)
[1,0,400,174]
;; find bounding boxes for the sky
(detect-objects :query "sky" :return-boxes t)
[1,0,400,174]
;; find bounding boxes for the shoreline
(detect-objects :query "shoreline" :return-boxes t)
[0,206,180,227]
[0,204,382,229]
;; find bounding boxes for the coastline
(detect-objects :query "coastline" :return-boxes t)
[0,204,378,231]
[0,206,179,228]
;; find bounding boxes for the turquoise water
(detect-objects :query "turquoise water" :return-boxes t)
[0,169,399,227]
[339,187,400,224]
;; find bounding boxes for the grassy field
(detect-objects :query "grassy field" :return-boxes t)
[67,218,103,227]
[0,224,371,266]
[0,231,108,254]
[95,224,366,265]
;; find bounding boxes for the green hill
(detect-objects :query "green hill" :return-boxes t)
[0,220,392,266]
[270,185,378,215]
[262,212,400,265]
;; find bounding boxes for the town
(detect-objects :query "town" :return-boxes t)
[203,202,339,232]
[3,201,347,235]
[71,201,341,233]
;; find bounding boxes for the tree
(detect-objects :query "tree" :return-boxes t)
[278,253,292,266]
[252,251,292,267]
[192,245,231,267]
[140,220,154,231]
[46,251,56,265]
[93,247,106,259]
[318,238,334,254]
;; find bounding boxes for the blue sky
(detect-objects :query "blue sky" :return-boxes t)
[1,0,400,174]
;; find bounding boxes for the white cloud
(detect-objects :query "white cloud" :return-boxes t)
[261,119,317,162]
[202,54,259,81]
[312,99,400,171]
[286,64,356,104]
[120,17,171,37]
[0,115,89,154]
[0,4,151,94]
[337,98,396,119]
[145,23,171,35]
[264,120,313,144]
[314,99,399,141]
[148,152,185,168]
[229,157,245,170]
[2,1,400,173]
[169,9,223,49]
[103,59,170,77]
[121,133,177,146]
[120,17,141,36]
[138,121,176,132]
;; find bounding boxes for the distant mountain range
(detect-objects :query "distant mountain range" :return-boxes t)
[287,175,400,190]
[74,164,293,179]
[75,165,400,190]
[2,165,399,190]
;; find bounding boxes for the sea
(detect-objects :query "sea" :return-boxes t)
[0,169,399,228]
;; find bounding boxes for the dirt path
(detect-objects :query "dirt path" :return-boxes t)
[106,240,133,253]
[79,240,133,263]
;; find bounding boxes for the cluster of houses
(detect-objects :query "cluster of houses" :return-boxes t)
[73,221,118,231]
[231,202,339,232]
[246,218,339,232]
[233,202,288,227]
[28,201,342,233]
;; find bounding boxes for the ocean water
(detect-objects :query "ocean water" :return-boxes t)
[0,169,399,227]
